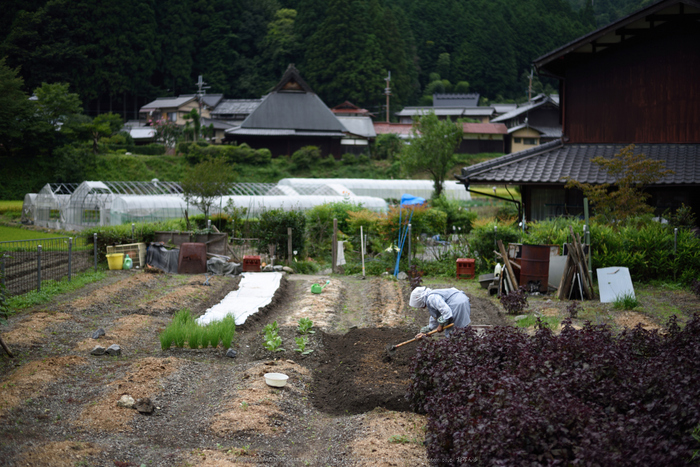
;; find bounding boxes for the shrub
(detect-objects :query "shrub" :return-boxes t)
[291,146,320,170]
[341,153,357,165]
[84,220,181,258]
[499,285,528,314]
[430,195,477,234]
[467,221,520,273]
[252,208,306,259]
[613,292,640,310]
[133,143,166,156]
[408,315,700,466]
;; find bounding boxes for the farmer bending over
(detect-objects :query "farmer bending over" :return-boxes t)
[410,286,471,339]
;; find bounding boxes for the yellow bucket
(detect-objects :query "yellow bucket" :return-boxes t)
[106,253,125,270]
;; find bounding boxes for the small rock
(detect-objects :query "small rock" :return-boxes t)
[91,328,106,339]
[134,398,154,414]
[225,348,237,358]
[117,395,135,409]
[282,266,294,273]
[514,315,528,321]
[105,344,121,356]
[90,346,106,356]
[397,271,408,280]
[273,265,284,271]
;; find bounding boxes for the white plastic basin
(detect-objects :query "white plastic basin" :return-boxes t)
[264,373,289,387]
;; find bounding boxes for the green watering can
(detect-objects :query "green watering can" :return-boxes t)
[311,280,330,294]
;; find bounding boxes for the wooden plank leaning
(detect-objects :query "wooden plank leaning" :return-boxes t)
[497,240,518,293]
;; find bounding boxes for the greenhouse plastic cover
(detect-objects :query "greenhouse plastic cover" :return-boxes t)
[196,272,283,326]
[277,178,471,201]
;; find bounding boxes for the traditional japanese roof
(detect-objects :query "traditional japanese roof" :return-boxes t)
[534,0,700,78]
[492,103,518,115]
[140,95,197,112]
[337,117,376,138]
[456,142,700,186]
[397,107,494,118]
[373,123,414,138]
[201,118,235,130]
[433,93,480,107]
[200,94,224,109]
[210,99,262,116]
[462,123,508,135]
[491,96,559,123]
[506,123,562,138]
[229,64,346,134]
[331,101,374,116]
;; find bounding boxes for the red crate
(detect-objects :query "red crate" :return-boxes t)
[456,258,475,279]
[243,255,261,272]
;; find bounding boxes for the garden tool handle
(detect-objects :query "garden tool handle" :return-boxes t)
[394,323,454,349]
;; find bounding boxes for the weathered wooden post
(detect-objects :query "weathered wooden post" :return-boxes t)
[68,237,73,282]
[287,227,293,266]
[37,244,42,292]
[332,218,338,274]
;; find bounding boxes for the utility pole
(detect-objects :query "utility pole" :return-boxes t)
[384,71,391,123]
[195,75,210,142]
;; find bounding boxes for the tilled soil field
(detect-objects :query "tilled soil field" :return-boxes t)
[0,270,509,466]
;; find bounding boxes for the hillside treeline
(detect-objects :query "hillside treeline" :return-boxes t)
[1,0,643,119]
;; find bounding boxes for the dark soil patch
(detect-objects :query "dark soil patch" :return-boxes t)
[310,327,418,415]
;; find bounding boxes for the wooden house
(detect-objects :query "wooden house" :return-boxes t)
[457,0,700,222]
[491,95,561,153]
[225,65,347,158]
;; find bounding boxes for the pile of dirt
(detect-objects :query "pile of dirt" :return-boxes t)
[311,327,418,415]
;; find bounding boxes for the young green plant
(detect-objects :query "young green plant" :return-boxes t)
[295,336,313,355]
[297,318,315,334]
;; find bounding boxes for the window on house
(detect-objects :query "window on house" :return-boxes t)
[523,138,538,145]
[514,137,522,143]
[167,112,177,122]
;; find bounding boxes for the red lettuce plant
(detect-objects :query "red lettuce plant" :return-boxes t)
[407,315,700,466]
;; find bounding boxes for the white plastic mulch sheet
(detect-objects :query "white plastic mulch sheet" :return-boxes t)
[196,272,283,326]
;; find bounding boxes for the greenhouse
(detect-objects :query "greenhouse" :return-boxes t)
[21,193,37,224]
[276,178,471,201]
[35,183,80,230]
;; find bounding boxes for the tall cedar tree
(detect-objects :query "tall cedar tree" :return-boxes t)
[303,0,384,109]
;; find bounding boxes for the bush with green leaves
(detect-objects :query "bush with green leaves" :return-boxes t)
[305,201,367,260]
[291,146,320,170]
[84,220,182,258]
[429,195,477,234]
[251,208,306,259]
[372,133,404,161]
[467,221,520,273]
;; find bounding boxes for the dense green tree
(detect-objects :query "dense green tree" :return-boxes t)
[0,57,35,154]
[181,157,237,222]
[261,9,302,87]
[33,82,82,128]
[400,111,462,198]
[153,0,195,96]
[304,0,384,108]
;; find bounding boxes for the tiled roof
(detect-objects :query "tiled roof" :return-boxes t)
[211,99,262,115]
[373,123,414,137]
[140,95,196,111]
[397,107,494,117]
[491,96,558,123]
[457,142,700,186]
[226,128,345,137]
[506,123,562,138]
[337,117,376,138]
[462,123,508,135]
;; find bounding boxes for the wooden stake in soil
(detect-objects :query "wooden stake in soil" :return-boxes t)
[0,335,13,358]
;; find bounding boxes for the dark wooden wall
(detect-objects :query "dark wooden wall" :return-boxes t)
[457,139,504,154]
[564,23,700,143]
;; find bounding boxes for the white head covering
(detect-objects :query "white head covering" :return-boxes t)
[409,286,431,308]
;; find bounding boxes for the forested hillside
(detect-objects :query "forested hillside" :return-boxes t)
[1,0,644,119]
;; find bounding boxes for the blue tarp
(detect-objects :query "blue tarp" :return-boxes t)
[400,194,426,206]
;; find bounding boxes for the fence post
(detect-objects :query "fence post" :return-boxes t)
[132,223,135,242]
[94,233,98,271]
[332,218,338,274]
[287,227,292,266]
[1,254,5,288]
[37,244,42,292]
[68,237,73,282]
[408,223,412,270]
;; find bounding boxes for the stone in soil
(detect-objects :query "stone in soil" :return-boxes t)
[91,328,106,339]
[117,395,135,409]
[134,397,155,414]
[105,344,121,355]
[225,348,237,358]
[90,346,106,356]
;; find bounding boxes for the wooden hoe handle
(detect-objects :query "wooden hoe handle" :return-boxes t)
[394,323,454,349]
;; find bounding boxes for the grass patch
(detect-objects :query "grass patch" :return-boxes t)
[0,201,22,214]
[159,309,236,350]
[5,269,107,312]
[0,225,67,242]
[612,292,640,310]
[515,315,561,329]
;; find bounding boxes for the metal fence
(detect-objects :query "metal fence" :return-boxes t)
[0,236,94,296]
